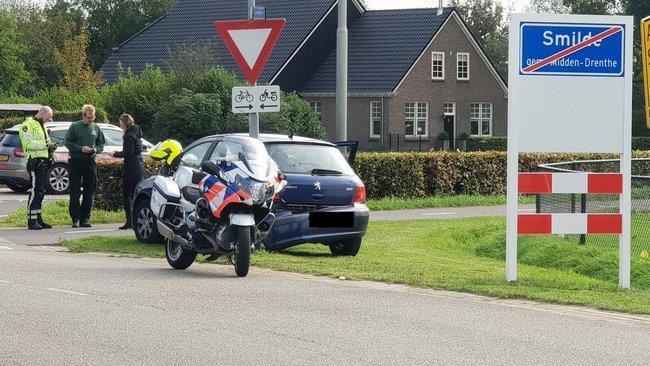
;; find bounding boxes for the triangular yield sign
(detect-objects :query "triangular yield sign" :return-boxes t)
[214,19,286,85]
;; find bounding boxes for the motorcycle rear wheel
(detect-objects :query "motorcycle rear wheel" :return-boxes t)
[165,239,197,270]
[234,226,251,277]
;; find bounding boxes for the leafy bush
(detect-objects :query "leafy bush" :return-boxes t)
[94,158,161,211]
[34,86,104,112]
[153,89,244,145]
[466,136,507,151]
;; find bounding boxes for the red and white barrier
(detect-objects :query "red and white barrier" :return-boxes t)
[518,172,622,194]
[517,213,622,234]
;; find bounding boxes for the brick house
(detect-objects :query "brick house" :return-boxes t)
[99,0,507,150]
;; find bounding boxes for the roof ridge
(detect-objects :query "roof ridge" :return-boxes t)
[363,6,455,12]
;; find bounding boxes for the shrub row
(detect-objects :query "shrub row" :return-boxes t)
[0,108,109,130]
[466,136,650,152]
[94,151,650,211]
[354,151,650,199]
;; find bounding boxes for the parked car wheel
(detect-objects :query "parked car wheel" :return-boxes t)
[6,183,30,193]
[133,198,162,244]
[46,163,70,194]
[329,237,362,256]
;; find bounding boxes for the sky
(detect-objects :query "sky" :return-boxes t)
[364,0,528,12]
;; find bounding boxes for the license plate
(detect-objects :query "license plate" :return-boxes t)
[0,154,9,162]
[309,212,354,228]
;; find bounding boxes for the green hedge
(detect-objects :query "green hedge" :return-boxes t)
[466,137,507,151]
[355,151,650,199]
[94,151,650,210]
[467,136,650,152]
[1,108,108,130]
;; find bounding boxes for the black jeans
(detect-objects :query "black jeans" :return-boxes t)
[123,180,138,225]
[68,159,97,222]
[27,158,50,220]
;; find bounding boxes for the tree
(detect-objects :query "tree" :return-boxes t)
[450,0,508,79]
[53,28,101,91]
[165,42,218,76]
[0,11,32,95]
[76,0,177,69]
[527,0,621,14]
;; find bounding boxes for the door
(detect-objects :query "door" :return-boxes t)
[444,115,455,150]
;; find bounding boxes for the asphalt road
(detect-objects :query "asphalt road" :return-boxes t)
[0,241,648,365]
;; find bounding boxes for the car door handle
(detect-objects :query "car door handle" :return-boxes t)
[312,194,324,200]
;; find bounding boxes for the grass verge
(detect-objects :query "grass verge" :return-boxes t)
[62,217,650,314]
[366,195,535,211]
[0,200,125,228]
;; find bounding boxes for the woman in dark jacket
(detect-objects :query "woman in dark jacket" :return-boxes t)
[113,114,145,229]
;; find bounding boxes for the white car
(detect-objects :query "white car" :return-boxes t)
[0,121,155,194]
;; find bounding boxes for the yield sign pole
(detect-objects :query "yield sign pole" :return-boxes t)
[248,0,258,138]
[214,14,285,138]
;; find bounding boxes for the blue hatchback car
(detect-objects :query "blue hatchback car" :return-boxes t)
[131,134,369,256]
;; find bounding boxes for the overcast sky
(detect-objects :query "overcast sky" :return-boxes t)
[365,0,528,12]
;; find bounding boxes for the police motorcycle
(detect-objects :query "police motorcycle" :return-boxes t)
[144,136,286,277]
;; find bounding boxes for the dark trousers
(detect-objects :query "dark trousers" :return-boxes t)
[123,180,138,225]
[68,159,97,222]
[27,158,50,220]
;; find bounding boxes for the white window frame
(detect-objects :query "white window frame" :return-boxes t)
[431,51,445,80]
[470,102,492,136]
[370,101,382,139]
[457,52,470,81]
[309,101,322,119]
[405,102,428,138]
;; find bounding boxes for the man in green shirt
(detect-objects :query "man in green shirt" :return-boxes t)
[64,105,106,228]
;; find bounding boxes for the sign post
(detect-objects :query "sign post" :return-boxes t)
[214,10,285,139]
[507,14,633,289]
[642,16,650,128]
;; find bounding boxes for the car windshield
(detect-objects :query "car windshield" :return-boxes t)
[102,129,123,146]
[220,136,271,180]
[265,143,355,176]
[0,132,21,148]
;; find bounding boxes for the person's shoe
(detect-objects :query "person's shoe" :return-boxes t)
[80,220,92,228]
[37,214,52,229]
[72,220,80,228]
[119,222,132,230]
[28,219,43,230]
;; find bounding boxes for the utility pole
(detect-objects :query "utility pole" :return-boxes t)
[248,0,259,138]
[336,0,348,141]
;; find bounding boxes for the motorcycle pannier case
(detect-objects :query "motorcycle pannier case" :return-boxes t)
[151,176,181,219]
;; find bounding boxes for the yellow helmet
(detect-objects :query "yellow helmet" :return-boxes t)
[150,139,183,165]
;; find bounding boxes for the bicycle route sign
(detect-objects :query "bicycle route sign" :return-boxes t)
[231,85,280,114]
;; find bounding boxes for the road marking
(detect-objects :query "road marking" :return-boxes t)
[45,287,90,296]
[0,246,14,250]
[63,229,118,234]
[420,212,455,216]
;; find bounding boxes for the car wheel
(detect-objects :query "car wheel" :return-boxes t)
[329,237,362,256]
[133,198,162,244]
[6,183,30,193]
[46,163,70,194]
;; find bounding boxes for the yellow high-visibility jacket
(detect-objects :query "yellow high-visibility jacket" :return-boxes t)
[18,117,51,159]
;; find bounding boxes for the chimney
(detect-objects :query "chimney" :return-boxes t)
[437,0,443,15]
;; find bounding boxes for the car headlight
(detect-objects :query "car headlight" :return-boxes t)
[250,182,266,202]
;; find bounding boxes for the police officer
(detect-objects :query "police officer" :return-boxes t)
[18,106,56,230]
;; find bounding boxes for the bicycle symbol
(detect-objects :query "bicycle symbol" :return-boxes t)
[235,90,254,103]
[259,89,278,102]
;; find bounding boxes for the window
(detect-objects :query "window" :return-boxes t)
[405,102,428,138]
[443,102,455,115]
[309,101,322,119]
[48,130,67,146]
[457,52,470,80]
[370,101,382,138]
[431,51,445,80]
[180,142,211,168]
[208,141,227,161]
[470,102,492,136]
[266,144,355,176]
[102,129,124,147]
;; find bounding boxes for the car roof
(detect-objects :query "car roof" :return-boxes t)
[4,121,121,132]
[190,133,336,147]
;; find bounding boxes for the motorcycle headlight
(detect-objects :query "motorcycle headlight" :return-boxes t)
[250,182,266,202]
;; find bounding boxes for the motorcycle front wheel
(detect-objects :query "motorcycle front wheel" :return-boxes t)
[234,226,251,277]
[165,239,197,270]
